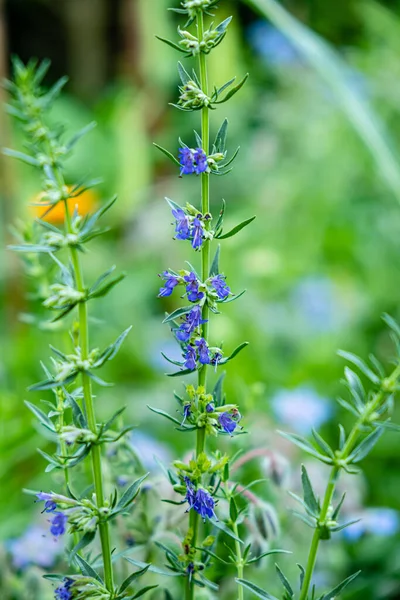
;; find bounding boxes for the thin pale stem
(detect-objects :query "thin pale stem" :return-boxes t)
[299,365,400,600]
[63,201,115,592]
[186,10,210,600]
[232,520,244,600]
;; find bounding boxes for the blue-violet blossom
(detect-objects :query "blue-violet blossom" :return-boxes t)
[184,345,197,371]
[218,412,238,436]
[184,272,204,302]
[172,208,191,240]
[196,338,211,364]
[211,274,230,300]
[159,271,180,297]
[55,578,74,600]
[176,305,206,342]
[179,147,208,176]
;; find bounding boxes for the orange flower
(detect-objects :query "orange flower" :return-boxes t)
[30,187,98,224]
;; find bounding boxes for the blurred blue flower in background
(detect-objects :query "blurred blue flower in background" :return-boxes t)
[130,431,171,471]
[247,21,298,66]
[292,276,346,334]
[271,385,332,434]
[8,525,64,568]
[344,508,400,541]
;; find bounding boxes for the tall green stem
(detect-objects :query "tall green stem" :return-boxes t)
[299,366,400,600]
[63,202,115,592]
[186,11,210,600]
[232,521,244,600]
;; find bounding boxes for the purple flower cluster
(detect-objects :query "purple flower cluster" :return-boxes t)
[184,477,216,520]
[159,271,180,298]
[179,147,208,176]
[55,578,74,600]
[218,411,240,435]
[176,305,206,343]
[172,208,205,250]
[210,274,231,300]
[37,493,68,538]
[184,272,204,302]
[184,338,209,370]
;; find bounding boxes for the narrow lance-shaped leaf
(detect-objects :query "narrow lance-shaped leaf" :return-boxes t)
[116,473,149,510]
[236,579,279,600]
[301,465,319,515]
[216,216,256,240]
[321,571,361,600]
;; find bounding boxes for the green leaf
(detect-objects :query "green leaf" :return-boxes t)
[156,35,188,54]
[332,492,346,520]
[212,519,242,543]
[215,73,249,104]
[125,558,182,578]
[278,431,333,464]
[311,429,335,458]
[116,473,149,510]
[301,465,319,515]
[219,342,249,365]
[236,579,279,600]
[382,313,400,338]
[229,496,238,522]
[167,368,196,378]
[213,372,226,406]
[338,350,380,385]
[246,549,291,565]
[163,305,193,324]
[165,197,183,213]
[74,554,103,583]
[153,143,181,167]
[69,531,96,561]
[214,118,229,153]
[216,216,256,240]
[2,147,40,166]
[89,272,126,299]
[244,0,400,203]
[8,244,57,253]
[348,427,384,463]
[66,121,97,151]
[275,564,294,597]
[321,571,361,600]
[177,61,191,84]
[24,401,56,432]
[147,405,182,426]
[129,586,158,599]
[119,565,151,594]
[209,244,220,277]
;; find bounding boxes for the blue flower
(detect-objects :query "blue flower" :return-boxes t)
[172,208,191,240]
[50,512,68,537]
[206,402,214,413]
[196,338,210,364]
[184,272,204,302]
[176,306,206,342]
[179,147,195,175]
[191,217,204,250]
[211,350,223,369]
[182,403,191,424]
[194,148,208,174]
[271,386,332,434]
[193,488,216,520]
[8,525,64,569]
[218,412,237,435]
[179,147,208,176]
[184,345,197,371]
[184,477,196,509]
[159,271,180,297]
[55,578,74,600]
[211,275,230,300]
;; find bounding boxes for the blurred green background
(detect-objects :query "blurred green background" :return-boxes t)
[2,0,400,598]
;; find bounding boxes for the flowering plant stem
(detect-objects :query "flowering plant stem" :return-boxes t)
[299,364,400,600]
[63,201,115,592]
[186,11,210,600]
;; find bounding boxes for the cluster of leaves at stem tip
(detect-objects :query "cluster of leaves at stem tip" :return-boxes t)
[4,58,153,600]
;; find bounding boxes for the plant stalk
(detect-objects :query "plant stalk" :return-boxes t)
[299,365,400,600]
[232,521,244,600]
[63,200,115,592]
[186,10,210,600]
